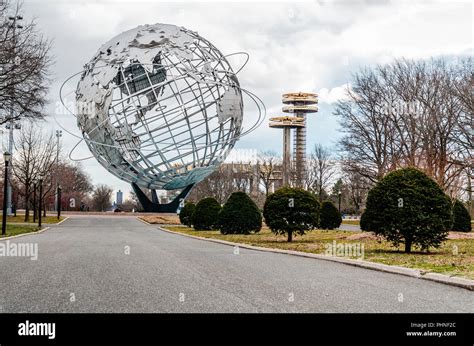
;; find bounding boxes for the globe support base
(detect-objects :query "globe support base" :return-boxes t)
[131,182,194,213]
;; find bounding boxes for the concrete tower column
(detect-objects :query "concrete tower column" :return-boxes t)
[269,92,317,188]
[294,114,306,188]
[283,127,291,186]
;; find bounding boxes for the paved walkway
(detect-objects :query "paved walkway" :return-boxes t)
[0,215,471,313]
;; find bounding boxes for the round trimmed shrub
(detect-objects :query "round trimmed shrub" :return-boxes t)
[361,167,452,253]
[179,202,195,227]
[192,197,221,230]
[263,187,320,242]
[359,211,368,231]
[218,192,262,234]
[452,200,471,232]
[319,201,342,230]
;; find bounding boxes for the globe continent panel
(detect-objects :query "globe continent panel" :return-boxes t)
[76,23,243,190]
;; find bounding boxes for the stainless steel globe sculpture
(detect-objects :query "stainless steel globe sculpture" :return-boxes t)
[74,23,245,211]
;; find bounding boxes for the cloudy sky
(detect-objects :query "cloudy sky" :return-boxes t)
[10,0,473,200]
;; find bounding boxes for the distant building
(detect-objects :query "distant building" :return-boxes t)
[116,190,123,205]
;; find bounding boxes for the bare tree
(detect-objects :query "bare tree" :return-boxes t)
[256,151,279,196]
[91,184,113,212]
[335,57,470,194]
[451,57,473,165]
[450,58,473,209]
[335,67,397,182]
[342,169,371,213]
[0,0,53,123]
[231,162,251,193]
[56,161,93,210]
[188,164,235,204]
[307,144,337,201]
[12,121,56,221]
[189,160,271,203]
[120,191,141,212]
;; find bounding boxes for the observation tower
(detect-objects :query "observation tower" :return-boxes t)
[269,92,318,187]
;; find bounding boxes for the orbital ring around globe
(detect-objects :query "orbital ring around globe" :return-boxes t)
[58,59,264,150]
[58,60,265,163]
[57,23,266,192]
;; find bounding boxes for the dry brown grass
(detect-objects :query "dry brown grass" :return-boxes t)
[139,214,181,225]
[447,232,474,239]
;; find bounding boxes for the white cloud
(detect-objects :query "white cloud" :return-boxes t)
[318,84,350,104]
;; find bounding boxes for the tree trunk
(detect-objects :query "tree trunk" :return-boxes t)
[24,188,30,222]
[24,205,29,222]
[287,231,293,242]
[404,239,412,253]
[467,170,472,216]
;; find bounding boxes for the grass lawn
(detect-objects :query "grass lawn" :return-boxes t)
[0,224,41,238]
[2,215,65,224]
[164,226,474,280]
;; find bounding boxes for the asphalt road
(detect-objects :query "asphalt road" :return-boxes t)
[337,223,361,231]
[0,215,472,313]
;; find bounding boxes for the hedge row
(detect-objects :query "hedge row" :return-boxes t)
[179,168,471,249]
[180,192,262,234]
[180,190,343,238]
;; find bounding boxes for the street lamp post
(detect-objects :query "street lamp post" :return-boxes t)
[338,190,342,214]
[57,185,62,220]
[33,180,37,223]
[55,130,62,212]
[38,176,43,228]
[2,151,11,235]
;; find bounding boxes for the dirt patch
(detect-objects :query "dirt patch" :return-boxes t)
[140,214,180,225]
[344,231,473,241]
[447,232,474,240]
[345,232,383,241]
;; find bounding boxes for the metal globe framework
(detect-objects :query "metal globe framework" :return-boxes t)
[59,23,265,211]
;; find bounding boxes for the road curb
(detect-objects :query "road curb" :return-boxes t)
[54,217,70,225]
[136,217,151,225]
[158,227,474,291]
[0,226,51,241]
